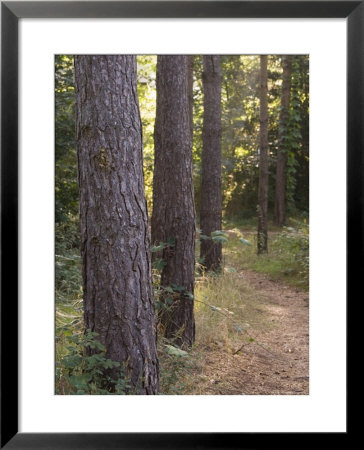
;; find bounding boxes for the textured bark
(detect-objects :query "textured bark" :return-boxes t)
[74,55,159,394]
[258,55,269,254]
[200,55,223,271]
[152,55,196,348]
[187,55,194,139]
[274,56,292,226]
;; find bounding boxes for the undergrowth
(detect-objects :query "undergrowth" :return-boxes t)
[55,218,309,394]
[223,219,309,290]
[56,327,132,394]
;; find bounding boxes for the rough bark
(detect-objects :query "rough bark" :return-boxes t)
[274,56,292,226]
[151,55,196,348]
[74,55,159,394]
[200,55,223,271]
[187,55,194,139]
[258,55,269,254]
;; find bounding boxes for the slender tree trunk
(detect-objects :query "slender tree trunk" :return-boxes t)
[274,55,292,226]
[258,55,269,254]
[151,55,196,348]
[74,55,159,394]
[200,55,223,271]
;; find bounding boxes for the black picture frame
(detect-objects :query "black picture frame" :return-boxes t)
[1,1,355,448]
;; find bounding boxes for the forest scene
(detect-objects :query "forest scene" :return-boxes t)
[55,54,309,395]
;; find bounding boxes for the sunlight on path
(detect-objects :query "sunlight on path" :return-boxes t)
[190,270,309,395]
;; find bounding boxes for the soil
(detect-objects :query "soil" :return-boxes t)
[193,270,309,395]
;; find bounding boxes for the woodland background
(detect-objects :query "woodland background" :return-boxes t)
[55,55,309,395]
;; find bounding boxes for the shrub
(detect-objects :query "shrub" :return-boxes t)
[56,328,132,395]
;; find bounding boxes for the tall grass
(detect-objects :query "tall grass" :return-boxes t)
[222,220,309,290]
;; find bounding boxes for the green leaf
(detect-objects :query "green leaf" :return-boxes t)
[211,235,228,243]
[152,258,167,271]
[171,284,185,292]
[151,243,167,253]
[165,345,189,358]
[239,238,252,246]
[68,374,92,390]
[102,359,121,369]
[86,340,106,351]
[86,330,100,338]
[167,237,175,247]
[211,230,229,238]
[62,354,82,369]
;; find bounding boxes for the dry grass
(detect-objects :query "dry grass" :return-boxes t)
[56,222,309,395]
[163,268,274,395]
[163,225,309,394]
[194,270,272,347]
[168,265,309,395]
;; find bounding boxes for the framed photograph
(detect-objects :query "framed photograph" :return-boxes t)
[1,1,355,447]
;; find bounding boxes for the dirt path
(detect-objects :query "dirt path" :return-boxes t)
[194,270,309,395]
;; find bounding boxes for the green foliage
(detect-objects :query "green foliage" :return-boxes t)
[212,54,309,219]
[55,54,309,227]
[275,221,309,285]
[151,237,175,273]
[151,237,176,254]
[55,55,78,223]
[280,56,304,210]
[56,328,132,395]
[211,230,229,243]
[153,258,167,272]
[224,218,309,290]
[197,229,229,244]
[158,339,196,394]
[55,218,81,303]
[165,344,189,358]
[55,55,309,395]
[154,282,194,316]
[137,55,157,211]
[151,242,169,253]
[293,56,309,212]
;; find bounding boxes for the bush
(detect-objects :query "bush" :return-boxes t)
[56,328,132,395]
[274,223,309,285]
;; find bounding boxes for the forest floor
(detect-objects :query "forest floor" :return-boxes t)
[164,224,310,395]
[57,221,309,396]
[185,269,309,395]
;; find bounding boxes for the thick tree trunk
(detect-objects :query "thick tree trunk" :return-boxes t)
[258,55,269,254]
[187,55,194,140]
[200,55,223,271]
[274,56,292,226]
[74,55,159,394]
[152,55,196,348]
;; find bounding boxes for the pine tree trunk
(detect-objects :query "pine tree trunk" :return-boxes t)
[74,55,159,394]
[151,55,196,348]
[258,55,269,254]
[274,56,292,226]
[187,55,194,140]
[200,55,223,271]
